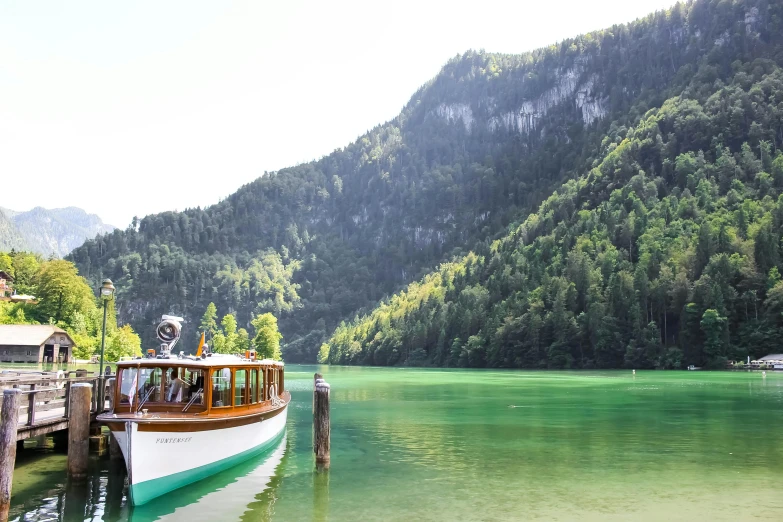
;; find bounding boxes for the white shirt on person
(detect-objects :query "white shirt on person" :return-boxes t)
[168,377,185,402]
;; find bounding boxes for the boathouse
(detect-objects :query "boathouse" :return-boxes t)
[749,354,783,369]
[0,325,75,363]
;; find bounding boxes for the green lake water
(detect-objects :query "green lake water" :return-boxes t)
[7,365,783,521]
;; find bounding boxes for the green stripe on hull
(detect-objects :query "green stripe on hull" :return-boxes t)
[130,429,285,506]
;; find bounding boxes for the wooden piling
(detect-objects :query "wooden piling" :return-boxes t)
[67,383,92,480]
[313,378,330,466]
[0,389,21,521]
[107,377,116,413]
[313,373,322,412]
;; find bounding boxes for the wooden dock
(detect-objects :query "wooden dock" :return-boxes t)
[0,371,112,520]
[0,371,110,441]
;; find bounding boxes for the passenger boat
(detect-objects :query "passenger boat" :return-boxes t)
[97,316,290,506]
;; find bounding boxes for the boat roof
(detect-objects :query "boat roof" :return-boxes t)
[113,354,284,369]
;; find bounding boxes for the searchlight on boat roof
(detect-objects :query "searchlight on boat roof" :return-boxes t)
[156,314,184,357]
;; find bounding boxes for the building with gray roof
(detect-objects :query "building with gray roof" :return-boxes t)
[0,325,75,363]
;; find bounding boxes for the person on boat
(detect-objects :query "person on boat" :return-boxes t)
[167,368,185,402]
[190,372,204,395]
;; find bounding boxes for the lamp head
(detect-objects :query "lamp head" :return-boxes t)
[100,279,115,301]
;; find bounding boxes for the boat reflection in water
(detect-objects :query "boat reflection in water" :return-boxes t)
[132,433,288,522]
[9,434,288,522]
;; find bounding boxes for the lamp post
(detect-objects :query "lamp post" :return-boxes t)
[98,278,115,410]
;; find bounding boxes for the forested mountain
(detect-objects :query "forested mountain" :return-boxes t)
[0,210,27,252]
[1,207,115,258]
[322,0,783,369]
[323,68,783,369]
[71,0,783,366]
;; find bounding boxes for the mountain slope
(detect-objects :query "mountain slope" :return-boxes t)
[0,209,27,251]
[3,207,115,258]
[69,0,783,361]
[323,55,783,369]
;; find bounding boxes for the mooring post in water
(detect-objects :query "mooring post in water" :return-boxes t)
[68,383,92,480]
[0,389,21,521]
[314,376,331,466]
[313,373,322,412]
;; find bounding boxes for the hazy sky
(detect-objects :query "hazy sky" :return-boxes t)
[1,0,676,228]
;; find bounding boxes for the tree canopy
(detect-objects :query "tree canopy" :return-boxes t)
[252,313,283,361]
[0,252,142,362]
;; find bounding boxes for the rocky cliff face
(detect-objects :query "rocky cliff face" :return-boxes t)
[426,1,765,139]
[429,61,609,137]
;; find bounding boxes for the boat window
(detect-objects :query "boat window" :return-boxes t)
[234,369,247,406]
[250,369,259,404]
[165,368,182,402]
[211,367,232,407]
[182,368,205,405]
[119,368,138,404]
[138,367,163,403]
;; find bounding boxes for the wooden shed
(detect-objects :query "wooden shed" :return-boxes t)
[0,325,75,363]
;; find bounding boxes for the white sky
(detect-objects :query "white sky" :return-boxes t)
[0,0,675,228]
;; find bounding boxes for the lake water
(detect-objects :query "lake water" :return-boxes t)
[8,366,783,521]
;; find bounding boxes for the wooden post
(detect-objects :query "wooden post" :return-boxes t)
[106,378,116,413]
[63,381,71,418]
[313,373,322,413]
[26,384,36,426]
[91,378,98,413]
[313,378,330,466]
[67,383,92,480]
[0,389,21,521]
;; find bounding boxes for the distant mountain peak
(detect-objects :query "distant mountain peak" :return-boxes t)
[0,206,116,257]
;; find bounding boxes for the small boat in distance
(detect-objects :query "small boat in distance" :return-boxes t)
[97,316,290,506]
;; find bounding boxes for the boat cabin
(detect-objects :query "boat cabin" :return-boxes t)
[110,356,285,416]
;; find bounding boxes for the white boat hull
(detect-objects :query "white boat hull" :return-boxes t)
[152,434,288,521]
[111,406,287,505]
